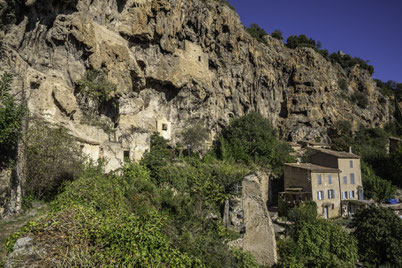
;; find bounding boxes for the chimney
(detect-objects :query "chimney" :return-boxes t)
[349,146,352,153]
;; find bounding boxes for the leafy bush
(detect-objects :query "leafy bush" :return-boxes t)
[271,30,283,41]
[351,91,369,108]
[76,69,116,105]
[287,201,317,239]
[297,220,358,267]
[361,162,396,202]
[338,79,348,91]
[286,34,317,49]
[24,119,84,200]
[349,206,402,266]
[180,121,209,152]
[215,112,294,175]
[277,218,358,267]
[0,72,25,166]
[329,52,374,75]
[246,23,268,44]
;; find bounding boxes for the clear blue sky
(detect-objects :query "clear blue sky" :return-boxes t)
[228,0,402,83]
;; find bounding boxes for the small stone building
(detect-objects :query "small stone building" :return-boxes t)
[282,148,366,219]
[282,163,341,218]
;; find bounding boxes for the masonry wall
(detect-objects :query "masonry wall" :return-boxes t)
[310,171,341,218]
[310,152,338,169]
[283,166,312,192]
[338,158,363,201]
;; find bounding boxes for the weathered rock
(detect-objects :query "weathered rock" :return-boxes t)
[242,173,277,266]
[0,0,392,212]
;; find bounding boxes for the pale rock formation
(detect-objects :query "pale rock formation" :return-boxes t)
[242,173,277,266]
[0,0,391,216]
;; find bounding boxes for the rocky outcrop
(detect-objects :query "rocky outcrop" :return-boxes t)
[0,0,390,170]
[241,173,277,266]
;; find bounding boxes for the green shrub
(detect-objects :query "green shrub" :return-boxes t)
[287,201,317,239]
[271,29,283,41]
[351,91,369,108]
[297,220,358,267]
[338,79,348,91]
[277,219,358,267]
[24,119,84,200]
[330,52,374,75]
[246,23,268,44]
[286,34,317,49]
[77,69,116,105]
[0,72,25,166]
[215,112,294,175]
[361,162,396,202]
[180,121,209,152]
[350,206,402,266]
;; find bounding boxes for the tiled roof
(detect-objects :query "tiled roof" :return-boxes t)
[284,163,340,173]
[307,147,360,159]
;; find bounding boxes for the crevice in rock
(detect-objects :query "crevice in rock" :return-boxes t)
[145,78,180,102]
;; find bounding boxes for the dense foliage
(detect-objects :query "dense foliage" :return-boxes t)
[277,202,358,267]
[215,112,294,175]
[374,79,402,100]
[271,30,283,41]
[7,157,257,267]
[329,52,374,75]
[361,162,396,201]
[349,206,402,266]
[350,91,369,108]
[180,121,210,152]
[76,69,116,105]
[246,23,268,44]
[0,72,25,167]
[285,34,374,75]
[24,120,84,200]
[329,122,401,194]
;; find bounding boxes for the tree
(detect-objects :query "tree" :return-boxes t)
[24,119,84,200]
[277,217,358,267]
[246,23,268,44]
[287,201,317,239]
[286,34,316,49]
[297,220,358,267]
[0,72,25,166]
[349,206,402,266]
[215,112,294,174]
[361,162,396,202]
[271,30,283,41]
[180,121,209,152]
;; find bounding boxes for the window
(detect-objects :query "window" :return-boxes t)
[350,173,355,184]
[343,176,347,184]
[328,174,332,184]
[162,123,168,131]
[318,174,322,185]
[124,150,130,161]
[350,160,353,168]
[317,191,324,200]
[342,191,348,199]
[350,190,355,198]
[328,189,335,199]
[332,204,335,209]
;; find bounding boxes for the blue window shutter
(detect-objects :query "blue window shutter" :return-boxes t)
[328,175,332,184]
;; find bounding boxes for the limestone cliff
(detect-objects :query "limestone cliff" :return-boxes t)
[0,0,390,172]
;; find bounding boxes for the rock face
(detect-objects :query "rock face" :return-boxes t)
[242,173,277,266]
[0,1,390,168]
